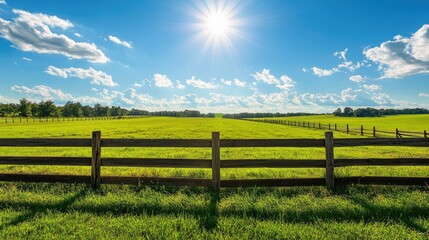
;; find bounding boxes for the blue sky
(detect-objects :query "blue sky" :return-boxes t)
[0,0,428,113]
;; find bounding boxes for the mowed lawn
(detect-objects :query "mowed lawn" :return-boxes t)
[0,116,428,239]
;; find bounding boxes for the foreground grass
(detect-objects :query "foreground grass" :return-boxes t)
[0,183,429,239]
[0,117,428,238]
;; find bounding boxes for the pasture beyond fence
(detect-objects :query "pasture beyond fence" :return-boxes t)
[245,118,428,138]
[0,131,428,191]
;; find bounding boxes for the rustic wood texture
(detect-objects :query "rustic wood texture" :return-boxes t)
[211,132,221,191]
[101,176,211,187]
[101,139,211,147]
[220,159,325,168]
[91,131,101,189]
[102,158,211,168]
[325,132,335,189]
[220,139,325,147]
[221,178,326,187]
[334,138,429,147]
[0,157,91,166]
[0,174,90,183]
[335,158,429,167]
[0,138,91,147]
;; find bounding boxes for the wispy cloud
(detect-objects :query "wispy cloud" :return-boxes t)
[349,75,365,83]
[419,93,429,98]
[251,69,295,91]
[186,76,217,89]
[0,0,6,4]
[0,9,109,63]
[108,35,132,48]
[46,66,118,87]
[22,57,31,61]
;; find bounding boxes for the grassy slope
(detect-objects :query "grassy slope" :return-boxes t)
[0,117,428,239]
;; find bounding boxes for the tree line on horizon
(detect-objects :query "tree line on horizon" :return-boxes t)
[0,99,215,118]
[333,107,429,117]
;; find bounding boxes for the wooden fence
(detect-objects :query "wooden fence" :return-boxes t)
[0,131,428,191]
[0,116,141,124]
[245,118,428,138]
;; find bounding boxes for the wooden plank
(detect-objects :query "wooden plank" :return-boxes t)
[0,174,90,183]
[334,138,429,147]
[221,178,325,187]
[336,176,429,186]
[211,132,221,192]
[325,132,335,189]
[0,138,91,147]
[102,158,211,168]
[335,158,429,167]
[0,156,91,166]
[220,139,324,147]
[91,131,101,189]
[101,176,211,187]
[101,139,211,147]
[220,159,325,168]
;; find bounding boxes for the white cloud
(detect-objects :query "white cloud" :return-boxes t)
[251,69,279,84]
[46,66,118,87]
[220,79,232,86]
[419,93,429,98]
[364,24,429,79]
[74,33,82,38]
[0,9,109,63]
[302,68,308,73]
[108,35,132,48]
[349,75,365,83]
[234,78,246,87]
[308,48,364,77]
[0,0,6,4]
[276,75,295,91]
[153,74,173,88]
[22,57,31,61]
[363,84,382,92]
[11,85,73,101]
[186,76,217,89]
[251,69,296,91]
[176,80,186,89]
[311,67,334,77]
[133,82,142,87]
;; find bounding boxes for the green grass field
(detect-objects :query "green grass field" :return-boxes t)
[0,115,428,239]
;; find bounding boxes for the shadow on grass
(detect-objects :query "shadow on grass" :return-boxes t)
[0,183,428,233]
[0,188,89,231]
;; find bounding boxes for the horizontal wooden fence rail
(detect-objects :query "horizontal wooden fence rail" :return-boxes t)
[0,131,428,190]
[243,118,428,138]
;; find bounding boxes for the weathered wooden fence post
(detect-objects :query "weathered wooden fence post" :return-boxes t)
[396,128,399,138]
[91,131,102,189]
[361,125,364,136]
[373,127,376,138]
[346,124,349,134]
[424,130,427,138]
[334,123,337,131]
[328,123,331,130]
[325,132,334,189]
[211,132,221,192]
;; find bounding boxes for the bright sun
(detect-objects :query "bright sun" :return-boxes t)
[187,0,248,57]
[205,12,231,37]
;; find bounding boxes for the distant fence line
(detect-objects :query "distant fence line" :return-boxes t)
[243,118,428,139]
[0,116,142,124]
[0,131,428,190]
